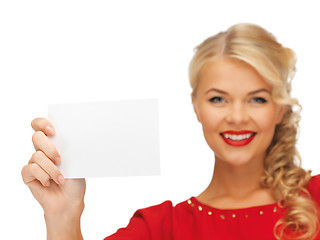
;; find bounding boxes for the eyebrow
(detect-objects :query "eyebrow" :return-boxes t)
[205,88,271,95]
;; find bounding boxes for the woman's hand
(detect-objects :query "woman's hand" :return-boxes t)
[21,118,86,239]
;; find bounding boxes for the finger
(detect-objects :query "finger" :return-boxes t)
[31,118,55,136]
[32,131,61,164]
[29,151,65,185]
[21,163,51,187]
[27,180,49,204]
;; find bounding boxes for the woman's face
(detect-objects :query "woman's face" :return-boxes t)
[192,58,284,167]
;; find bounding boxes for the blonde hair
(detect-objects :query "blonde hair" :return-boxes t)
[189,23,318,239]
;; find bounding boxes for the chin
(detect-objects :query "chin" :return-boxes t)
[214,153,262,168]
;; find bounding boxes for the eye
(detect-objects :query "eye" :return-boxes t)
[251,97,267,104]
[209,96,225,103]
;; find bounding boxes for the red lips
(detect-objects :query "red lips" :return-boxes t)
[222,130,255,135]
[220,130,257,147]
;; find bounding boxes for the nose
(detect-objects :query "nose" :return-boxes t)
[226,102,250,124]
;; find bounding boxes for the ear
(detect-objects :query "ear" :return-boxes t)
[276,105,286,124]
[191,94,201,123]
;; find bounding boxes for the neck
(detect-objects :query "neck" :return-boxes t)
[198,155,273,206]
[212,160,264,197]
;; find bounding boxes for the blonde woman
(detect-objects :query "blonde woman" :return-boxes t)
[21,23,320,240]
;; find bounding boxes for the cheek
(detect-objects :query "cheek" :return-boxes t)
[253,111,278,144]
[255,109,279,130]
[199,106,223,131]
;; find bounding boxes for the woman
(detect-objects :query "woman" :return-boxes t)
[21,23,320,239]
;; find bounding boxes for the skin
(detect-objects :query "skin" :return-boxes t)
[193,58,284,209]
[21,57,285,238]
[21,118,85,240]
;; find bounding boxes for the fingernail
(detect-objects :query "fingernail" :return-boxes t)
[46,126,55,135]
[57,175,65,185]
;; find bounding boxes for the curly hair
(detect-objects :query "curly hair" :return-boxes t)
[189,23,318,239]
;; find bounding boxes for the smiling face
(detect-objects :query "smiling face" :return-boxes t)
[192,58,284,167]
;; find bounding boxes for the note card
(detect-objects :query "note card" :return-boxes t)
[48,99,160,178]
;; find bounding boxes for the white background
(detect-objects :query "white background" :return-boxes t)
[1,0,319,239]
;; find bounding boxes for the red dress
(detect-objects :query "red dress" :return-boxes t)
[105,175,320,240]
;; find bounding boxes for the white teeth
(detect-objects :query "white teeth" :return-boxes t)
[222,133,254,141]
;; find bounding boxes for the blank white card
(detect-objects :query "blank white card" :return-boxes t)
[48,99,160,178]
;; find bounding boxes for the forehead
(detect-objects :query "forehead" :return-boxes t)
[198,58,271,93]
